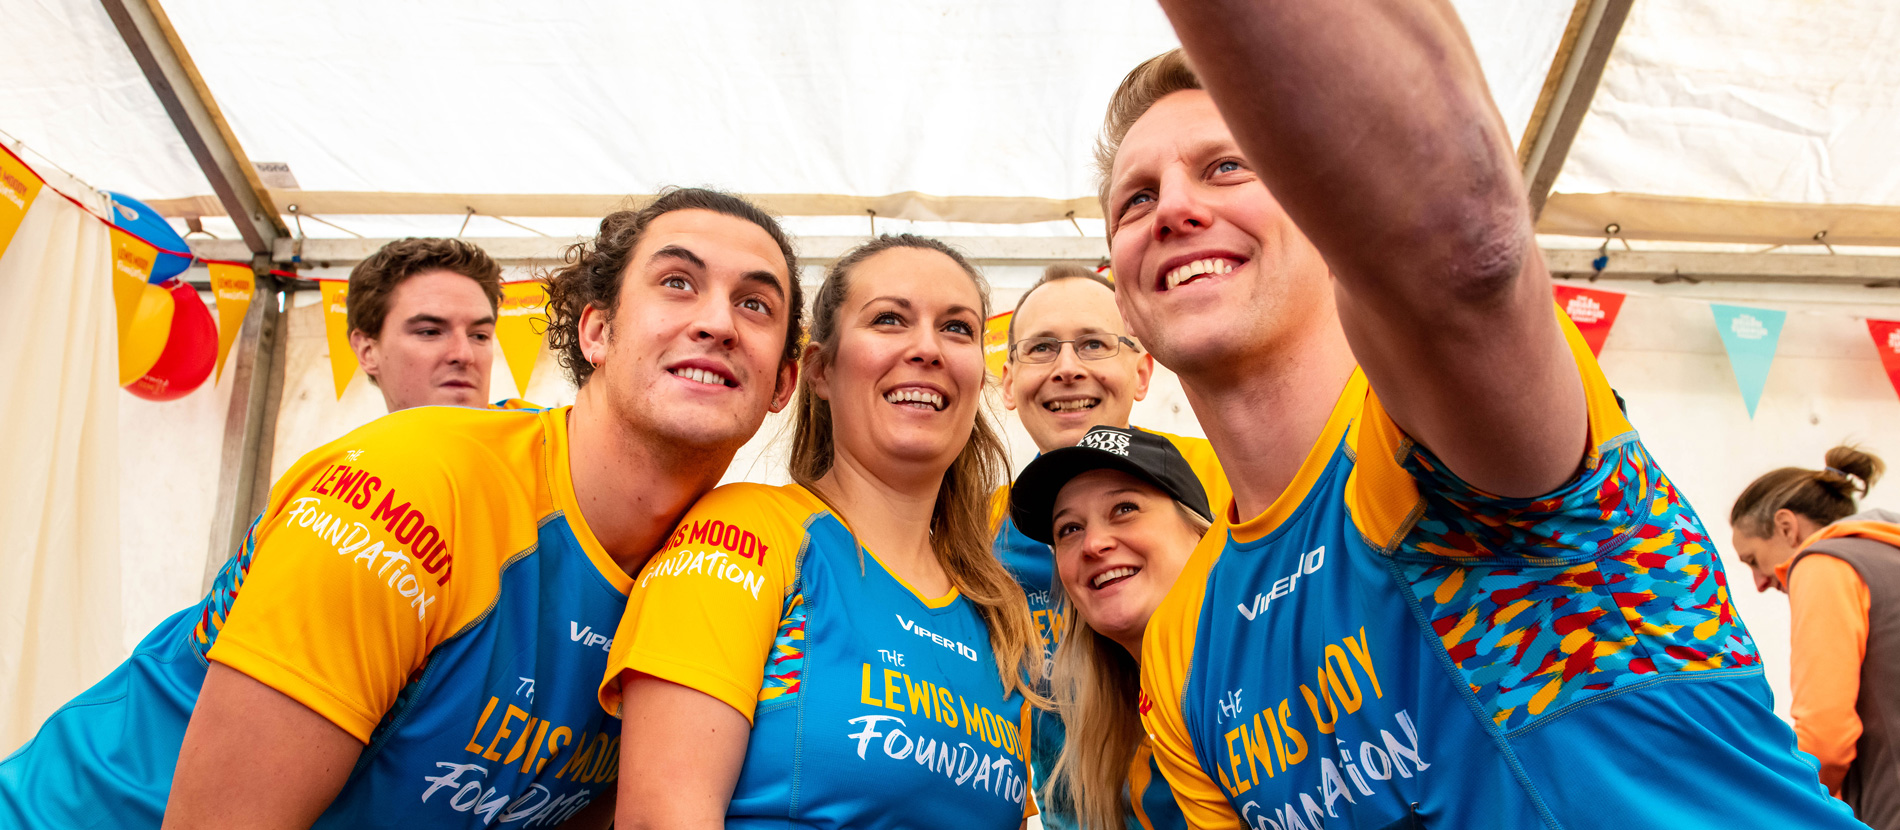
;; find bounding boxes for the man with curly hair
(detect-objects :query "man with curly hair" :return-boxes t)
[0,188,804,829]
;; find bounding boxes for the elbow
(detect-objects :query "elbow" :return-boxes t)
[1437,187,1536,307]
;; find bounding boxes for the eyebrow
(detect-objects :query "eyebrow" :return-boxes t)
[867,296,980,320]
[651,245,705,270]
[655,245,786,303]
[741,269,787,303]
[1026,325,1113,339]
[404,312,495,328]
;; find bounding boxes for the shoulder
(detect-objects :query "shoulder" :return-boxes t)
[304,405,547,477]
[1141,520,1226,715]
[682,481,819,522]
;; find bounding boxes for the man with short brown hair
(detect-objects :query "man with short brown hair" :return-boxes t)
[345,237,505,411]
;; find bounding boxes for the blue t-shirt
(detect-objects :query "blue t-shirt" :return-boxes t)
[1141,352,1862,828]
[602,482,1033,830]
[0,406,629,828]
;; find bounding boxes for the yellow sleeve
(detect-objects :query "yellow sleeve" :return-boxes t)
[1138,533,1245,830]
[1021,700,1038,819]
[598,484,804,723]
[205,413,510,743]
[1154,431,1232,524]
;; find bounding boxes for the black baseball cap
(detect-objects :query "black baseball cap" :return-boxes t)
[1009,426,1212,545]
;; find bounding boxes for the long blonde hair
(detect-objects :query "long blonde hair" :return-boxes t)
[788,234,1046,704]
[1049,501,1210,830]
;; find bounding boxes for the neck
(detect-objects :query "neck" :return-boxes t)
[811,448,949,594]
[566,386,734,575]
[1180,321,1356,522]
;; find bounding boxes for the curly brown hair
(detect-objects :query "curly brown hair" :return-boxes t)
[346,238,503,337]
[541,188,804,388]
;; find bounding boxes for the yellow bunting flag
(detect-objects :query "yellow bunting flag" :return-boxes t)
[319,279,356,399]
[208,262,254,382]
[983,311,1012,378]
[495,280,548,397]
[0,149,45,262]
[110,228,161,384]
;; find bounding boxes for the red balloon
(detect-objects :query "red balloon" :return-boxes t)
[126,279,217,401]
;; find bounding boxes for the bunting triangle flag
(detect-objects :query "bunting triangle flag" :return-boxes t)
[1868,320,1900,404]
[983,311,1012,378]
[1552,284,1626,357]
[495,280,548,397]
[0,147,45,263]
[208,262,254,382]
[319,279,356,399]
[110,227,161,384]
[1710,303,1786,418]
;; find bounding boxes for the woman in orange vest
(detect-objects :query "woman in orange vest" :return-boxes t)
[1731,445,1900,827]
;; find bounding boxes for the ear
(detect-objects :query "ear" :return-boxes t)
[1772,508,1804,546]
[769,358,799,413]
[1132,352,1155,402]
[802,342,832,402]
[999,360,1018,411]
[577,302,610,368]
[349,329,380,380]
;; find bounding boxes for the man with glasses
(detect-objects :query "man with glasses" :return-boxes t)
[993,264,1227,830]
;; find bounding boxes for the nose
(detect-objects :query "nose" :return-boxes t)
[444,328,475,366]
[1755,571,1775,593]
[1048,341,1087,382]
[1152,171,1212,242]
[905,325,945,367]
[692,297,739,348]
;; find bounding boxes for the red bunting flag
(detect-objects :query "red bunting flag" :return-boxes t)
[1869,320,1900,403]
[1552,284,1626,357]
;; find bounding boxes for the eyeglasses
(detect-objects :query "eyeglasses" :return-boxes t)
[1009,334,1140,364]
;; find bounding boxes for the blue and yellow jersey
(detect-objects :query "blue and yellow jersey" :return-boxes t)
[1139,322,1861,829]
[492,397,542,410]
[991,427,1224,830]
[601,482,1033,830]
[0,406,630,828]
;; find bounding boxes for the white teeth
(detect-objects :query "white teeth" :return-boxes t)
[1163,257,1236,289]
[884,388,945,410]
[1043,398,1100,413]
[1092,566,1139,588]
[671,367,730,387]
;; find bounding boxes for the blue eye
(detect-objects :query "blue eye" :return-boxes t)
[1214,159,1244,175]
[945,320,974,336]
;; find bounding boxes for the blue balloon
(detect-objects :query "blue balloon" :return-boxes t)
[106,192,192,282]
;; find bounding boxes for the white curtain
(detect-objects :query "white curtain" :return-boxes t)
[0,175,122,753]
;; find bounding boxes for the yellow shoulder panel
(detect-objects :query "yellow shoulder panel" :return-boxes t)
[600,482,813,722]
[210,405,557,741]
[1139,522,1245,829]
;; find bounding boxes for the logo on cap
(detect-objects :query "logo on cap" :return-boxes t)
[1078,429,1131,456]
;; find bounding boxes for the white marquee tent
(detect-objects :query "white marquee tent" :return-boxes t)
[4,0,1899,751]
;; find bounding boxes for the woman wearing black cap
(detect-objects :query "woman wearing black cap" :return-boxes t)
[1009,425,1212,830]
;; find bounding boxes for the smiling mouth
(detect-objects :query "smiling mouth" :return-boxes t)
[885,389,946,411]
[1043,397,1101,413]
[1163,257,1239,290]
[1091,566,1139,590]
[671,367,734,388]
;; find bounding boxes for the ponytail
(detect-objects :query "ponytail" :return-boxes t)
[1730,444,1886,536]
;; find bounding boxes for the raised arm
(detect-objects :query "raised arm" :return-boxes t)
[1158,0,1587,497]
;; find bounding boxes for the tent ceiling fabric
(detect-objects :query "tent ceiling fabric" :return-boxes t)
[1555,0,1900,207]
[2,0,211,199]
[11,0,1567,231]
